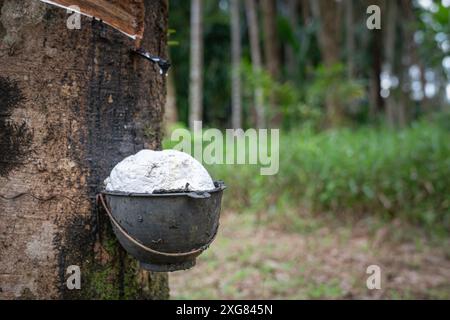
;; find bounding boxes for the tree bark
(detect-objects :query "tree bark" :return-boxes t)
[398,0,419,125]
[230,0,242,129]
[369,27,384,118]
[309,0,340,66]
[300,0,310,25]
[164,61,178,133]
[0,0,169,299]
[261,0,280,79]
[285,0,299,80]
[345,0,355,78]
[367,0,384,119]
[309,0,342,126]
[384,0,398,128]
[188,0,203,131]
[261,0,281,126]
[245,0,265,129]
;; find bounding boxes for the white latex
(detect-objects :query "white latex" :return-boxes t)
[104,149,215,193]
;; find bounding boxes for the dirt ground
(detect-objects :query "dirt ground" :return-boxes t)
[169,212,450,299]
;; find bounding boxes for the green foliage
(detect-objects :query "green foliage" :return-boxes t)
[168,28,179,47]
[168,1,449,130]
[307,63,366,119]
[240,59,322,129]
[165,2,449,235]
[416,2,450,68]
[205,120,450,233]
[240,61,366,129]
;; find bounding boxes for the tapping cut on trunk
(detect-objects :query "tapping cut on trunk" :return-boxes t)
[40,0,145,41]
[39,0,171,74]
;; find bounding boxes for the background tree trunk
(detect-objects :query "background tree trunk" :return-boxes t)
[0,0,169,299]
[245,0,265,129]
[189,0,203,131]
[384,0,398,127]
[309,0,342,125]
[284,0,299,80]
[164,63,178,132]
[309,0,340,66]
[370,0,385,120]
[230,0,242,129]
[345,0,355,78]
[261,0,281,126]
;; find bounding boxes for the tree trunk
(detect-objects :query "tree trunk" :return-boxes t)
[345,0,355,78]
[365,0,385,120]
[309,0,340,66]
[285,0,299,80]
[399,0,419,123]
[309,0,342,126]
[189,0,203,131]
[245,0,265,129]
[384,0,398,128]
[164,62,178,133]
[0,0,169,299]
[261,0,281,126]
[300,0,310,25]
[230,0,242,129]
[261,0,280,79]
[369,15,384,119]
[396,7,409,129]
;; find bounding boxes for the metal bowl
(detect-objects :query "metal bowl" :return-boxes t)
[98,181,226,272]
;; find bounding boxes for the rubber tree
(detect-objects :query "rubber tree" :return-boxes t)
[261,0,281,126]
[230,0,242,130]
[165,59,179,132]
[188,0,203,131]
[284,0,299,80]
[367,0,384,119]
[309,0,343,126]
[245,0,265,129]
[0,0,169,299]
[345,0,355,79]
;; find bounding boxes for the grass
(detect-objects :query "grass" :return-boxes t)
[194,120,450,235]
[165,117,450,299]
[169,212,450,299]
[163,120,449,234]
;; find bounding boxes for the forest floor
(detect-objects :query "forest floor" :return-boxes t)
[169,211,450,299]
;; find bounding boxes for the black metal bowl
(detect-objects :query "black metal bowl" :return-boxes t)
[98,181,226,272]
